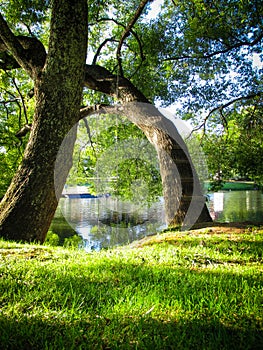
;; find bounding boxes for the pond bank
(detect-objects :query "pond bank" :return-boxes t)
[130,221,263,247]
[51,189,263,251]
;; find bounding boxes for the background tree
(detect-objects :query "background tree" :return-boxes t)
[201,105,263,189]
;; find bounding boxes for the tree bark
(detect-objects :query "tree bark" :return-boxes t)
[0,0,88,242]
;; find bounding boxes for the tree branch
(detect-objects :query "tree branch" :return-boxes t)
[0,15,41,78]
[79,104,110,119]
[0,52,21,70]
[92,38,118,65]
[84,64,150,103]
[165,32,263,61]
[0,14,31,72]
[0,24,46,78]
[208,92,262,117]
[192,92,262,134]
[116,0,150,76]
[0,38,150,105]
[94,17,145,74]
[10,75,28,124]
[0,89,23,127]
[82,117,97,159]
[0,30,148,103]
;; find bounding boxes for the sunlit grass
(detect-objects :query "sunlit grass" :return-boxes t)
[0,228,262,349]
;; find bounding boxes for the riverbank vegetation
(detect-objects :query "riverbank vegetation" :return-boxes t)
[200,106,263,191]
[0,226,262,349]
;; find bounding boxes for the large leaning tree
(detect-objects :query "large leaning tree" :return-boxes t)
[0,0,262,242]
[0,0,212,242]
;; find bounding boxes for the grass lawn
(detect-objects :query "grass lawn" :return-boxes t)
[220,182,257,191]
[204,181,257,191]
[0,225,262,349]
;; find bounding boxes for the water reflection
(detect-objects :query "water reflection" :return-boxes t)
[51,196,166,251]
[50,190,263,251]
[207,190,263,223]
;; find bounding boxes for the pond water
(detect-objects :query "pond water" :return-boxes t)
[207,190,263,223]
[51,196,166,251]
[50,190,263,251]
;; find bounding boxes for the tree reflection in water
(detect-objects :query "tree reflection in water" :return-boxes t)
[50,190,263,251]
[51,196,166,251]
[207,190,263,223]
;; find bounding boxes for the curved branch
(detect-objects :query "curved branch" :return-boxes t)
[1,89,23,127]
[92,38,118,65]
[0,16,46,77]
[208,92,262,116]
[0,32,211,226]
[10,75,28,124]
[192,92,262,134]
[84,64,149,103]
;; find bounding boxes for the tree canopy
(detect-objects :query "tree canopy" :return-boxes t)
[1,0,262,195]
[1,0,262,105]
[0,0,262,241]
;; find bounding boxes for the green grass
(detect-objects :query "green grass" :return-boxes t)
[221,181,257,191]
[0,228,262,349]
[205,180,257,191]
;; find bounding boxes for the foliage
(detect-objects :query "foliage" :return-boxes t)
[44,230,60,246]
[153,0,263,116]
[0,0,50,36]
[63,234,84,249]
[200,105,263,188]
[0,227,262,349]
[0,69,34,197]
[0,0,262,197]
[66,113,162,205]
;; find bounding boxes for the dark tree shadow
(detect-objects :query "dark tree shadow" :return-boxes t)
[0,262,262,350]
[0,312,262,349]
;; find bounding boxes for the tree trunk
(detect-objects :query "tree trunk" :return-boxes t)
[117,103,212,228]
[83,68,212,227]
[0,0,88,242]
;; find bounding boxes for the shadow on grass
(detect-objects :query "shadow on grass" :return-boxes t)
[0,234,262,350]
[0,312,262,350]
[1,264,262,350]
[191,222,263,230]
